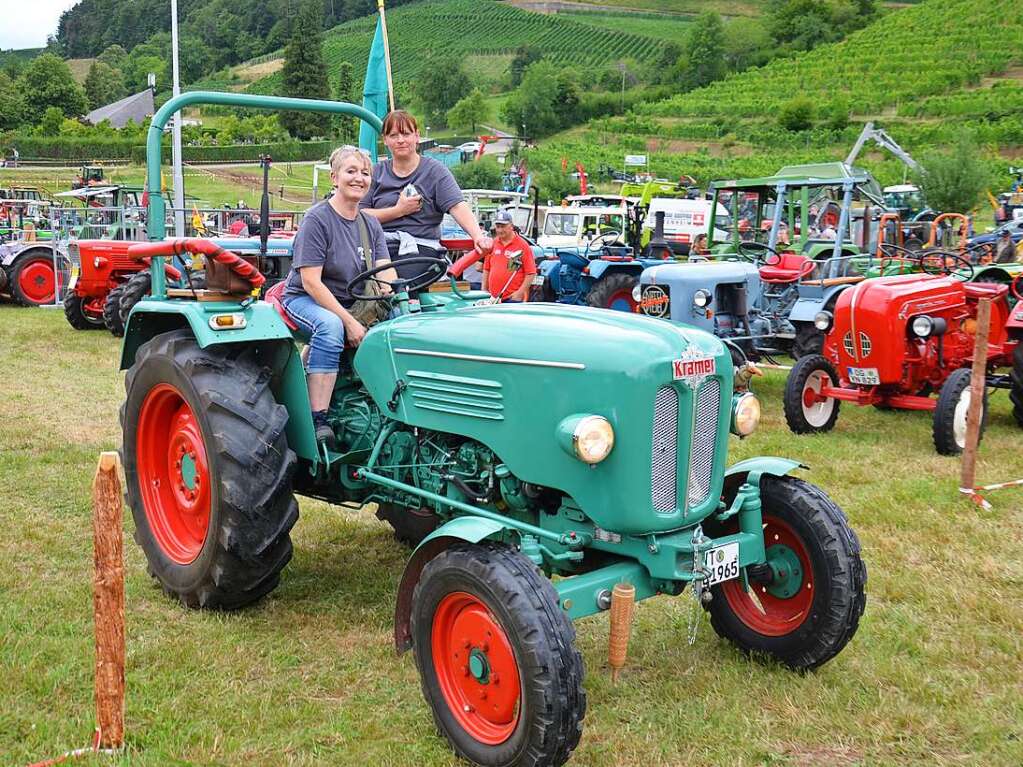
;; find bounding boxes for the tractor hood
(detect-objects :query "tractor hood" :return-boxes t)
[356,302,734,534]
[640,260,759,287]
[829,274,964,381]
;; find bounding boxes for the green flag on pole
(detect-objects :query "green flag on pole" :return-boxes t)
[359,13,390,160]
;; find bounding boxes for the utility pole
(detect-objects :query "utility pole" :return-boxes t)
[170,0,185,237]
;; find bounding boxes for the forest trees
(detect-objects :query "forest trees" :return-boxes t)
[279,0,331,139]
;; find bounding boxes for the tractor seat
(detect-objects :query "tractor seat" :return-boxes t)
[759,252,814,283]
[963,282,1009,300]
[264,280,298,331]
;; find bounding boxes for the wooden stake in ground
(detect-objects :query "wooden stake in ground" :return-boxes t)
[92,452,125,749]
[608,582,636,684]
[959,298,991,498]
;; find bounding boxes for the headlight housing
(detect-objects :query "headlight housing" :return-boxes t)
[813,310,833,331]
[632,284,642,302]
[693,289,712,308]
[557,414,615,464]
[910,315,947,338]
[730,392,761,437]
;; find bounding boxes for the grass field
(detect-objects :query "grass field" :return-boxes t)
[1,304,1021,765]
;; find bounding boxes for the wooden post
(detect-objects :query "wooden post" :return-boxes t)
[959,298,991,496]
[93,452,125,749]
[608,582,636,684]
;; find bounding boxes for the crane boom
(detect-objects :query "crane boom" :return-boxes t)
[845,122,920,172]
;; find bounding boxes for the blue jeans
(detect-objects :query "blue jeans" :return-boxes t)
[282,294,345,373]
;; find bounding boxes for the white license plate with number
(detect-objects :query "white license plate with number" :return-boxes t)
[703,542,739,586]
[847,366,880,385]
[531,274,544,286]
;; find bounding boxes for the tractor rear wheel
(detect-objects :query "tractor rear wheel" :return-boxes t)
[1011,344,1023,428]
[121,330,299,609]
[585,272,638,312]
[63,293,105,330]
[103,284,127,336]
[704,475,867,671]
[411,542,585,767]
[10,251,67,307]
[375,502,440,547]
[784,354,840,434]
[791,321,824,360]
[932,367,987,455]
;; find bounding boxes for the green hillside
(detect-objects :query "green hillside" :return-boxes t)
[539,0,1023,190]
[557,10,694,42]
[245,0,669,92]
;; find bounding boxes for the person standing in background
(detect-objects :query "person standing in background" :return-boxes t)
[481,210,536,302]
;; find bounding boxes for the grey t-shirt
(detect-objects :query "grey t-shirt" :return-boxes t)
[360,156,464,239]
[283,201,390,307]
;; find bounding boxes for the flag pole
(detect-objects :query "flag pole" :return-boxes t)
[378,0,395,112]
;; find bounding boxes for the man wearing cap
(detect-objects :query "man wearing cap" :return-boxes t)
[481,210,537,302]
[994,229,1016,263]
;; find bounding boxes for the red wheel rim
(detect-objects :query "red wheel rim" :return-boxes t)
[18,259,56,304]
[136,383,211,564]
[431,592,522,745]
[720,516,814,636]
[605,287,638,312]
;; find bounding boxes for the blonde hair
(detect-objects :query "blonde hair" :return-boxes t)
[329,145,372,174]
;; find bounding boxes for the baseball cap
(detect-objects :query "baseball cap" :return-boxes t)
[493,210,514,225]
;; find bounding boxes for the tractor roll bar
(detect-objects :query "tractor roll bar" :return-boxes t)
[128,238,266,291]
[145,91,384,297]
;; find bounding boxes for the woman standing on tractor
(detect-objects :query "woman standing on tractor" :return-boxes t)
[281,145,397,443]
[360,110,491,280]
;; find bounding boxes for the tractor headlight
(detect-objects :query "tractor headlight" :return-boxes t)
[730,392,761,438]
[814,310,833,331]
[693,289,712,308]
[557,414,615,464]
[632,284,642,302]
[911,315,947,338]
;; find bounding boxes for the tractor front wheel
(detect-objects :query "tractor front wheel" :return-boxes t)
[1011,344,1023,428]
[783,354,840,434]
[585,272,638,312]
[63,293,105,330]
[705,476,866,670]
[933,367,987,455]
[411,542,585,767]
[121,330,299,609]
[103,284,127,336]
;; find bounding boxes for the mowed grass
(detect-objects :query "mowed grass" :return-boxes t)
[1,304,1022,766]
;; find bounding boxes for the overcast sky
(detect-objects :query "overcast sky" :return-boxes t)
[1,0,80,51]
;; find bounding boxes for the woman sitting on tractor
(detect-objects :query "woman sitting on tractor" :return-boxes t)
[282,145,397,443]
[360,110,491,281]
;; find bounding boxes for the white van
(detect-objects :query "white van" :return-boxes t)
[643,198,730,254]
[537,205,628,250]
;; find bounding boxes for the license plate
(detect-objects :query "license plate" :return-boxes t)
[847,366,880,385]
[67,265,80,291]
[703,542,739,586]
[531,274,544,286]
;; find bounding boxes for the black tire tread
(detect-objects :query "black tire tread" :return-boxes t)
[584,271,637,311]
[64,293,104,329]
[1010,343,1023,428]
[117,270,152,332]
[783,354,840,434]
[411,542,585,767]
[103,284,127,336]
[121,329,298,610]
[791,321,824,360]
[707,476,867,671]
[9,250,67,307]
[374,502,441,547]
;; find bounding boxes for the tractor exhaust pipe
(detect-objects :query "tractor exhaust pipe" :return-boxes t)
[648,211,671,259]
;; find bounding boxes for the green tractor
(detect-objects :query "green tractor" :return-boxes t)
[120,93,866,767]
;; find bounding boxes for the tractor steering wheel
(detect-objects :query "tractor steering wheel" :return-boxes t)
[584,230,625,258]
[877,242,922,275]
[917,249,974,281]
[736,240,781,267]
[348,255,450,301]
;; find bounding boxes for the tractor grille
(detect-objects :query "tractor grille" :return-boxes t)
[650,386,678,512]
[843,332,855,357]
[687,379,720,508]
[859,332,873,357]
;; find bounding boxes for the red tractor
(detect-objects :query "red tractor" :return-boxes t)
[784,255,1023,454]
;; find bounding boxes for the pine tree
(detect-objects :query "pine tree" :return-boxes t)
[279,0,331,140]
[333,61,357,142]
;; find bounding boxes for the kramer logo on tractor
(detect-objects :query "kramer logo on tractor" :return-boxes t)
[118,92,866,767]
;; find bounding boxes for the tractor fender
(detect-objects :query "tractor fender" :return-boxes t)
[2,243,58,269]
[394,516,511,653]
[586,259,644,281]
[971,265,1017,285]
[789,285,847,322]
[723,456,805,498]
[539,258,561,291]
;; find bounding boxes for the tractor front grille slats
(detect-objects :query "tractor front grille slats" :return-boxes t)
[687,379,720,508]
[650,386,678,512]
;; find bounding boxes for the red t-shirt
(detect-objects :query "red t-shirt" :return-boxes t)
[484,234,537,299]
